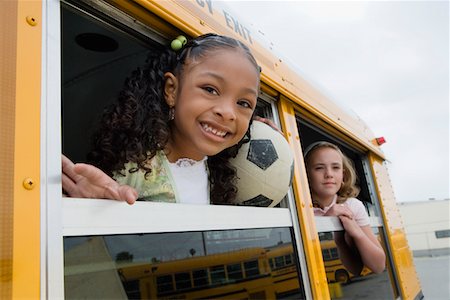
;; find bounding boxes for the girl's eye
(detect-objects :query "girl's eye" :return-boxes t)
[203,86,218,95]
[237,100,253,109]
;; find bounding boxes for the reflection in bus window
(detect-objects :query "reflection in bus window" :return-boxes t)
[319,229,395,299]
[64,228,305,299]
[227,263,243,281]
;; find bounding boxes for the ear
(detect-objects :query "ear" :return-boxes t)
[163,72,178,107]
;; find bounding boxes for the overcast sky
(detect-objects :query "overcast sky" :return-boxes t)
[224,0,449,203]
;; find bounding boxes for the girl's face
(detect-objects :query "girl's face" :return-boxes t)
[307,147,344,204]
[164,49,259,161]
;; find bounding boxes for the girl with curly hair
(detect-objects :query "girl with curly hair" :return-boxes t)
[62,33,260,206]
[304,141,386,274]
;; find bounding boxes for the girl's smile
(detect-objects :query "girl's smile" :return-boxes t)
[200,122,228,138]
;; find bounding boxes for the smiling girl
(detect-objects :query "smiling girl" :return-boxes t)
[62,33,260,206]
[304,141,386,274]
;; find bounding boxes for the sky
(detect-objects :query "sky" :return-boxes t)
[223,0,449,203]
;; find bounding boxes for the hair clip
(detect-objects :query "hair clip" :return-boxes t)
[170,35,187,51]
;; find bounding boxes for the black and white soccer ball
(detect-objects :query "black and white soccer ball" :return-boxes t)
[229,120,294,207]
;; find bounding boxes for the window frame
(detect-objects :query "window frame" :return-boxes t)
[44,1,312,298]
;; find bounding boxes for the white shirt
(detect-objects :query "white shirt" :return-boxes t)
[168,157,209,205]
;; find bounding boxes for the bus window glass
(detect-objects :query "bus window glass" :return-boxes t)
[284,254,292,265]
[174,272,191,290]
[243,260,260,278]
[227,263,244,280]
[319,229,396,299]
[156,275,173,294]
[210,265,226,285]
[275,256,285,268]
[60,3,306,299]
[192,269,209,287]
[64,227,305,299]
[297,114,399,297]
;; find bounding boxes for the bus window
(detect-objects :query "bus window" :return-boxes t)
[318,229,396,299]
[174,272,191,290]
[297,118,378,217]
[227,263,244,281]
[297,116,400,298]
[61,1,291,210]
[64,227,305,299]
[210,265,226,285]
[156,275,173,294]
[192,269,209,287]
[59,2,308,299]
[243,260,260,278]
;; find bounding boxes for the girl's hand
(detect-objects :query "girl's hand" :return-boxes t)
[62,155,138,205]
[339,215,365,239]
[324,203,354,219]
[253,116,284,135]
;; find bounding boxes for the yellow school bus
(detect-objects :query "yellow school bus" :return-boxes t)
[1,0,423,299]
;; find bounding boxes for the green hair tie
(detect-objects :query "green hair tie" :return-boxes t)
[170,35,187,51]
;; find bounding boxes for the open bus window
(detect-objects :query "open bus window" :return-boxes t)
[297,118,379,218]
[61,2,291,208]
[61,3,157,162]
[60,3,306,298]
[297,116,398,298]
[64,227,306,299]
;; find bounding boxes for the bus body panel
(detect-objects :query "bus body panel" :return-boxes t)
[277,96,330,299]
[369,154,422,299]
[0,0,42,299]
[0,1,19,298]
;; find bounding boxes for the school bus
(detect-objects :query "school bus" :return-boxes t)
[1,0,423,299]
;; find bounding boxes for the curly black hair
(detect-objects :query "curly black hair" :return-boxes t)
[88,33,260,205]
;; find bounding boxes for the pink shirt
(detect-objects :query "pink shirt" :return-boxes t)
[313,196,370,227]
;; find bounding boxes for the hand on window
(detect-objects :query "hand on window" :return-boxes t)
[324,203,353,220]
[62,154,137,204]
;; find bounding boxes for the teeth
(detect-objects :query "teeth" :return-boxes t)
[202,123,227,137]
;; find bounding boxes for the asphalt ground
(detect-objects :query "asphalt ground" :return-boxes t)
[414,255,450,300]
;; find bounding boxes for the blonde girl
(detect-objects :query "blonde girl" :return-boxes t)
[304,141,386,274]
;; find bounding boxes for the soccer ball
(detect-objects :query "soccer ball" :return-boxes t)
[229,120,294,207]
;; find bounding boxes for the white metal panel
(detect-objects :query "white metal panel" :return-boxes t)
[315,216,382,233]
[42,0,64,299]
[63,198,293,236]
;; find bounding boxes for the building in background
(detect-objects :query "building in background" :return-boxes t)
[398,199,450,256]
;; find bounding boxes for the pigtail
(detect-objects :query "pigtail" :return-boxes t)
[88,49,178,176]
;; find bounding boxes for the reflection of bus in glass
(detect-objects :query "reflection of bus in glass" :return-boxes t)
[266,243,303,297]
[321,240,371,284]
[2,0,423,299]
[118,247,275,299]
[116,244,303,299]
